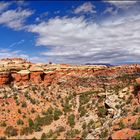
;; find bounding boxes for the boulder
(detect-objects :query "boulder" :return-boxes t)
[105,94,119,109]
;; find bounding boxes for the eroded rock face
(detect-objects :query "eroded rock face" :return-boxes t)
[111,128,137,139]
[44,72,56,86]
[0,58,140,88]
[30,71,44,84]
[1,58,140,139]
[0,72,10,85]
[12,73,29,83]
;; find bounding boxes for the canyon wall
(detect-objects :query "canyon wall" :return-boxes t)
[0,58,140,87]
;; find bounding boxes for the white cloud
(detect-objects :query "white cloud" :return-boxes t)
[74,2,96,14]
[103,7,113,14]
[0,8,33,30]
[28,13,140,64]
[0,2,11,13]
[103,7,118,15]
[106,1,137,9]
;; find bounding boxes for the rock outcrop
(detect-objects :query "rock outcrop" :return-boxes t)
[0,58,108,86]
[0,58,140,139]
[0,72,10,85]
[0,58,140,88]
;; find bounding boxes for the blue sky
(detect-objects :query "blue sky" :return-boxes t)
[0,0,140,64]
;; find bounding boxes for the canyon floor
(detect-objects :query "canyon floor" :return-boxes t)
[0,58,140,139]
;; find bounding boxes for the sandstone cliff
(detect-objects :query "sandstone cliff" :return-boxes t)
[0,58,140,140]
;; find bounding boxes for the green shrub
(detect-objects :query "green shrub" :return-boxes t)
[17,119,24,125]
[54,108,63,120]
[18,109,21,114]
[45,129,54,138]
[33,116,42,132]
[78,106,87,117]
[87,119,95,129]
[31,137,37,140]
[81,130,88,138]
[66,129,80,138]
[119,121,125,129]
[21,101,27,108]
[13,95,18,100]
[100,129,108,138]
[55,126,65,133]
[82,122,87,130]
[28,118,34,128]
[63,98,72,113]
[41,108,54,125]
[133,132,140,140]
[30,98,36,105]
[43,115,53,126]
[132,117,140,129]
[31,108,36,113]
[32,86,37,92]
[67,114,75,128]
[41,133,46,139]
[4,126,18,137]
[20,127,33,135]
[97,106,107,117]
[79,92,90,106]
[0,121,6,127]
[42,107,53,116]
[134,107,140,113]
[16,100,19,105]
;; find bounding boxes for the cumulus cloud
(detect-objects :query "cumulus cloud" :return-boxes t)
[0,8,33,30]
[27,12,140,64]
[103,7,118,16]
[74,2,96,14]
[1,1,140,64]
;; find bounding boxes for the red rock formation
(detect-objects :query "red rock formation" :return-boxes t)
[30,71,44,84]
[136,78,140,85]
[111,128,137,139]
[12,73,29,83]
[0,72,10,85]
[0,57,140,87]
[44,72,56,86]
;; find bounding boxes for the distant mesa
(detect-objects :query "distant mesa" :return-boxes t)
[0,57,31,64]
[85,63,113,66]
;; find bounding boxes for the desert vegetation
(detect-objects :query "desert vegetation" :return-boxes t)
[0,58,140,139]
